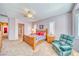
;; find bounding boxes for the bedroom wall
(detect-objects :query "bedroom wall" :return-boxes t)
[8,18,16,40]
[8,18,32,40]
[72,3,79,52]
[16,19,32,40]
[0,17,32,40]
[33,12,72,39]
[14,18,32,40]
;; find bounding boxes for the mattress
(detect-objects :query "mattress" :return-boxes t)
[31,34,46,41]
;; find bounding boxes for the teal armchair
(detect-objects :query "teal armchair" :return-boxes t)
[52,34,75,56]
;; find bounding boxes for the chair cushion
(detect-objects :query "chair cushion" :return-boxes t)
[60,45,71,51]
[62,50,72,56]
[52,41,60,48]
[66,40,72,46]
[67,35,74,41]
[60,39,66,45]
[52,42,61,52]
[60,34,68,40]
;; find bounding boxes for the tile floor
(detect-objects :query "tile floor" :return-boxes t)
[0,40,79,56]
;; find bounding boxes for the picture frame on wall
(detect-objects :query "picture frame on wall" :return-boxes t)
[4,27,7,33]
[39,25,44,29]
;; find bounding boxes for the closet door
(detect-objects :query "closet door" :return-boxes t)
[18,24,24,42]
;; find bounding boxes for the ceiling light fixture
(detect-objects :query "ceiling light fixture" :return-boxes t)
[26,11,33,18]
[22,8,35,18]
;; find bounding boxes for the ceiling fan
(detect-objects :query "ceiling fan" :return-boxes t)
[22,8,36,18]
[0,14,8,17]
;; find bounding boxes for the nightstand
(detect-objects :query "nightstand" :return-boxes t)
[47,35,55,43]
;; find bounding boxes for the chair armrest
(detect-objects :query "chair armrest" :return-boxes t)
[53,40,59,42]
[52,40,60,45]
[60,45,72,51]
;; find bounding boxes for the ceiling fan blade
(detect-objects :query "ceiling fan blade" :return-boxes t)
[0,14,8,17]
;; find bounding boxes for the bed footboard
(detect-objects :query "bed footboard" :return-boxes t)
[23,35,36,50]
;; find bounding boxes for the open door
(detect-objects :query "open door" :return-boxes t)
[0,31,2,51]
[18,24,24,42]
[0,23,2,51]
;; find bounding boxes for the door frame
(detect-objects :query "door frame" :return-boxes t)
[0,22,8,40]
[18,23,24,42]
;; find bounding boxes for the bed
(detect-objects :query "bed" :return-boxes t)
[23,29,48,50]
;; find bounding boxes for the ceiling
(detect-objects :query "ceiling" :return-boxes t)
[0,3,74,22]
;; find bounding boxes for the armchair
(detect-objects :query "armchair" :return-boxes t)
[52,34,75,56]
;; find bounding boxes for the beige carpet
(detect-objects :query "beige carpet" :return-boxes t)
[0,40,79,56]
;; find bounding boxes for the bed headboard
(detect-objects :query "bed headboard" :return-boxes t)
[36,29,48,34]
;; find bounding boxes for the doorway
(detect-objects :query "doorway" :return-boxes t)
[18,24,24,42]
[0,23,2,50]
[0,22,8,40]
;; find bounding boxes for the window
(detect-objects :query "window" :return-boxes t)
[32,24,36,33]
[34,24,37,30]
[75,10,79,37]
[49,22,55,35]
[78,15,79,36]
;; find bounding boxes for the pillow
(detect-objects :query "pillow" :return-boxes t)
[60,41,66,45]
[60,45,71,51]
[60,39,66,45]
[60,34,68,40]
[66,40,72,46]
[36,32,45,36]
[40,32,44,35]
[36,32,40,35]
[67,35,74,41]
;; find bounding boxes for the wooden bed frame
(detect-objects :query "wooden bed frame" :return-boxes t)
[23,29,48,50]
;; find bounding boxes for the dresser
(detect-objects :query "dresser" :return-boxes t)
[47,35,55,43]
